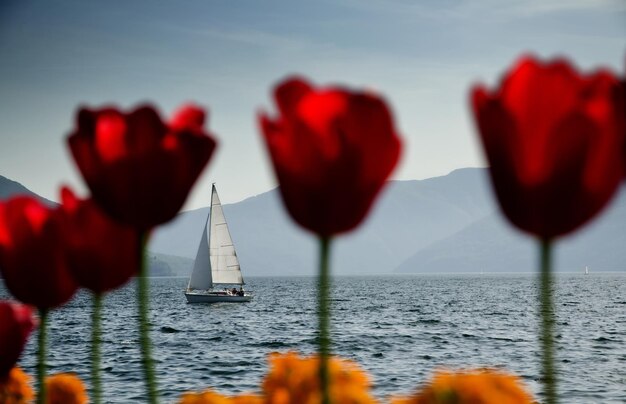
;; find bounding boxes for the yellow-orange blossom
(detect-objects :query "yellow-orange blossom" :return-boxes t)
[178,352,377,404]
[391,370,533,404]
[45,373,88,404]
[0,367,34,404]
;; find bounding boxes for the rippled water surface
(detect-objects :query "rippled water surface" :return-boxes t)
[4,273,626,403]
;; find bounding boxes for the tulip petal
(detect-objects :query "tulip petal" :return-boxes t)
[275,77,313,120]
[170,104,206,133]
[95,110,128,162]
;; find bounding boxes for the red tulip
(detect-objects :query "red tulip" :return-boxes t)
[0,301,36,377]
[67,104,217,230]
[0,197,78,309]
[471,56,625,239]
[259,77,402,237]
[60,187,140,294]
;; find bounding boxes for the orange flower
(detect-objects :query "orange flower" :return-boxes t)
[262,352,377,404]
[391,369,533,404]
[45,373,88,404]
[0,367,34,404]
[178,389,262,404]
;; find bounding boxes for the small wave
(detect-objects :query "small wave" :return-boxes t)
[591,344,613,350]
[594,336,618,343]
[212,360,255,367]
[210,369,247,376]
[251,341,291,348]
[160,326,179,333]
[488,336,525,343]
[302,338,318,346]
[372,352,384,358]
[416,319,440,324]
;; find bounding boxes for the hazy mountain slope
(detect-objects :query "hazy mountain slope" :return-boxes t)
[332,168,494,275]
[149,253,193,277]
[394,214,534,273]
[556,191,626,272]
[149,168,495,276]
[395,187,626,273]
[0,175,55,205]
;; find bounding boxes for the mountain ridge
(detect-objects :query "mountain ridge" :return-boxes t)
[2,170,624,276]
[149,167,496,276]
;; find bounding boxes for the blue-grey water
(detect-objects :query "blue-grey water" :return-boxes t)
[2,273,626,403]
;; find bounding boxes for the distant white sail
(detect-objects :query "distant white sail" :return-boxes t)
[209,186,243,285]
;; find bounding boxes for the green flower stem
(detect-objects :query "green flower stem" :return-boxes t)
[91,293,103,404]
[318,236,332,404]
[539,239,556,404]
[138,232,158,404]
[37,308,48,404]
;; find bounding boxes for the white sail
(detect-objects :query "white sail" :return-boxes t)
[209,185,244,285]
[187,211,212,290]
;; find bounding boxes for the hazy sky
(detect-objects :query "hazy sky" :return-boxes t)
[0,0,624,209]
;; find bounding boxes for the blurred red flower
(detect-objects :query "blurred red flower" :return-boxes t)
[67,104,217,230]
[0,301,36,377]
[471,56,625,239]
[259,77,402,237]
[0,197,77,309]
[60,187,139,294]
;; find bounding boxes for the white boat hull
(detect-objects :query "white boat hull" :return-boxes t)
[185,291,253,303]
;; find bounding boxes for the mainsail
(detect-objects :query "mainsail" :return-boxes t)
[187,184,243,291]
[209,185,243,285]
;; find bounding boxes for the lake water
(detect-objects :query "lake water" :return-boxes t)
[3,273,626,403]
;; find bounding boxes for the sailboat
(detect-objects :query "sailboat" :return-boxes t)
[184,184,253,303]
[585,266,589,275]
